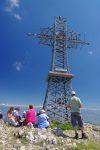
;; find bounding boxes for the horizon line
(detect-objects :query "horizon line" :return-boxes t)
[0,103,100,111]
[0,103,42,108]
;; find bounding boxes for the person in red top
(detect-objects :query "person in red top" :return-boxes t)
[26,104,36,124]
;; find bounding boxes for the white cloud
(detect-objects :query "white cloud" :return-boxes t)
[88,51,93,55]
[10,0,20,7]
[13,13,21,20]
[13,62,23,71]
[6,0,20,11]
[5,0,21,20]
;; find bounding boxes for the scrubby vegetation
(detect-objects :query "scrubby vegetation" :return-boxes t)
[50,120,73,130]
[72,140,100,150]
[1,120,100,150]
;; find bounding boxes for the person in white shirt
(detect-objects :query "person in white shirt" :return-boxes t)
[67,91,88,139]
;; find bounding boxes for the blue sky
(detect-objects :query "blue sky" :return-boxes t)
[0,0,100,108]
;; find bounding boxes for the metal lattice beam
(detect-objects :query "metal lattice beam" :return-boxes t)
[28,16,89,123]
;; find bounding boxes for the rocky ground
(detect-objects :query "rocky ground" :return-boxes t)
[0,120,100,150]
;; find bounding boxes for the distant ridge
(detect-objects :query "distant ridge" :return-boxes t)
[0,103,42,108]
[0,104,100,110]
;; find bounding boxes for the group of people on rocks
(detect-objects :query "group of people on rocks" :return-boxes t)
[0,91,88,139]
[3,104,50,128]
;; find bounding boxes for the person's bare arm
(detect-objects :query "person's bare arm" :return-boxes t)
[66,102,71,108]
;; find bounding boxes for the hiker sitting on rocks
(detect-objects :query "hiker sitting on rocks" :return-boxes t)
[22,111,26,118]
[0,109,3,119]
[36,109,50,128]
[0,110,4,124]
[20,111,26,126]
[5,107,21,127]
[67,91,88,139]
[26,104,36,125]
[5,107,14,123]
[13,107,21,121]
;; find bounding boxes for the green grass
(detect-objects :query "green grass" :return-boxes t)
[50,120,73,130]
[5,122,12,127]
[72,140,100,150]
[20,138,28,145]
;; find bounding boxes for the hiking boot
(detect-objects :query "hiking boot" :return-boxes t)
[81,133,88,139]
[74,133,79,139]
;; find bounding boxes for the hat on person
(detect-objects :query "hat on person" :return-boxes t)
[39,109,45,113]
[71,91,76,95]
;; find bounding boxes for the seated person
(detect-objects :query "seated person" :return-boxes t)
[36,109,49,128]
[20,111,26,126]
[26,104,36,125]
[0,110,3,119]
[13,107,21,122]
[5,107,21,127]
[22,111,26,118]
[6,107,14,123]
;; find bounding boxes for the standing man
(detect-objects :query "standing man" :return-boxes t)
[67,91,88,139]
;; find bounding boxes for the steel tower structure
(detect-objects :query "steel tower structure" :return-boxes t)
[28,16,89,123]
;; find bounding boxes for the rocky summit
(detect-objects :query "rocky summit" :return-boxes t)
[0,120,100,150]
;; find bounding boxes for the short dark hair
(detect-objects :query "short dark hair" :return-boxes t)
[29,104,34,109]
[9,107,14,112]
